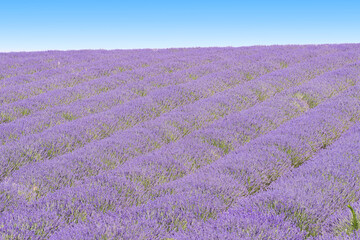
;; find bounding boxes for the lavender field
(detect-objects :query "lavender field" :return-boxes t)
[1,44,360,239]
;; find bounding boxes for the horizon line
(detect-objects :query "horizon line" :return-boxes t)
[1,42,360,54]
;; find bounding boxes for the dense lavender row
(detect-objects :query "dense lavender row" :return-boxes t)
[1,45,360,239]
[0,50,139,92]
[0,49,275,141]
[0,50,223,127]
[0,48,356,204]
[0,51,80,81]
[23,65,356,231]
[0,50,290,180]
[5,59,360,208]
[0,48,208,85]
[2,49,356,237]
[2,48,358,155]
[0,44,336,80]
[1,45,344,116]
[2,44,334,145]
[40,81,360,240]
[1,46,287,89]
[171,121,360,240]
[0,48,220,105]
[163,87,360,239]
[0,60,131,105]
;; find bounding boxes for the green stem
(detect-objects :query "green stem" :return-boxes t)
[348,204,359,231]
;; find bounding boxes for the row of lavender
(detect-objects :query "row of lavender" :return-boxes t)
[48,70,360,239]
[1,46,354,197]
[0,48,228,110]
[3,50,360,200]
[0,45,319,180]
[0,48,219,88]
[0,46,302,142]
[1,44,360,239]
[171,118,360,240]
[1,45,312,237]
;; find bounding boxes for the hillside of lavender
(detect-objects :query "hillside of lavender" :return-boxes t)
[1,44,360,239]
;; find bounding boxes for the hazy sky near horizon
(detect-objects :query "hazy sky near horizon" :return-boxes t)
[1,0,359,52]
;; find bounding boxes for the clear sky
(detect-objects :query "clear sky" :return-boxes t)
[1,0,359,52]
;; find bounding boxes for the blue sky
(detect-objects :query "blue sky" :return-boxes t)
[1,0,359,52]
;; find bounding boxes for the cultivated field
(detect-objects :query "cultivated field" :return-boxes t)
[1,45,360,239]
